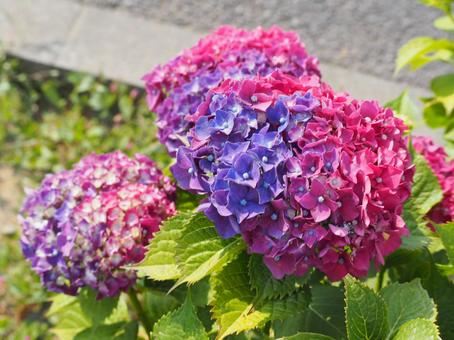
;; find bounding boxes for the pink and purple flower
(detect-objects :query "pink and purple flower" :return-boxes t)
[143,25,320,155]
[171,71,414,281]
[19,152,176,298]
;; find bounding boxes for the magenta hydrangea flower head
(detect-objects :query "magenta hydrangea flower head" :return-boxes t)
[143,25,320,155]
[413,136,454,224]
[171,71,414,281]
[19,151,176,298]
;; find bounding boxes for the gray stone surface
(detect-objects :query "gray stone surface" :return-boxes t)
[0,0,442,142]
[75,0,451,87]
[57,6,200,86]
[0,0,83,63]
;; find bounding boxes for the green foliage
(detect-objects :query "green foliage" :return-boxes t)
[407,153,443,216]
[152,295,209,340]
[395,37,454,73]
[344,276,389,340]
[78,289,119,326]
[395,0,454,152]
[0,53,169,177]
[380,279,437,338]
[384,90,419,128]
[437,222,454,263]
[386,248,454,339]
[210,254,309,339]
[172,213,245,289]
[48,292,134,340]
[131,212,192,280]
[401,152,443,249]
[277,333,335,340]
[393,318,440,340]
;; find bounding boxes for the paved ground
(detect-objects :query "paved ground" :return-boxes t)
[75,0,451,86]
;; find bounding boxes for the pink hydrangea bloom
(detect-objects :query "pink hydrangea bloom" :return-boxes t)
[171,71,414,281]
[413,136,454,224]
[143,25,320,155]
[20,152,176,298]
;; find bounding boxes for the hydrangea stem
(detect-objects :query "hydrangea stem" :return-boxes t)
[128,288,152,339]
[376,267,386,291]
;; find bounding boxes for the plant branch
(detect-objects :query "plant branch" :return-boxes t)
[127,288,152,339]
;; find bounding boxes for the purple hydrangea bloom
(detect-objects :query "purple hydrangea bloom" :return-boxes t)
[143,25,320,155]
[171,72,415,281]
[19,152,176,298]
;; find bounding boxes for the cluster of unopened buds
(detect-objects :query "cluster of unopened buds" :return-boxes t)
[143,25,320,155]
[20,152,176,298]
[413,136,454,225]
[171,71,415,280]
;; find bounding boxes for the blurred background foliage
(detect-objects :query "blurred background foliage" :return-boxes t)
[0,52,170,339]
[392,0,454,156]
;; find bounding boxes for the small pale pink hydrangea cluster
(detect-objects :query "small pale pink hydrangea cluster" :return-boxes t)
[20,152,176,298]
[171,72,415,280]
[413,136,454,224]
[143,25,320,155]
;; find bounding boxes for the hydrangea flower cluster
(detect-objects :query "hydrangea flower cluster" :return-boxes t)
[20,152,176,298]
[413,136,454,224]
[143,25,320,155]
[171,72,414,281]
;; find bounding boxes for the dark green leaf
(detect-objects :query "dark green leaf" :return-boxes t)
[431,73,454,97]
[277,333,335,340]
[344,276,388,340]
[437,222,454,264]
[152,295,209,340]
[143,290,180,325]
[423,102,449,128]
[408,153,443,216]
[380,279,437,338]
[78,288,119,326]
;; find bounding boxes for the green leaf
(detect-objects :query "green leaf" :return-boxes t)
[171,212,245,289]
[131,212,192,280]
[78,288,119,326]
[143,290,180,325]
[152,295,209,340]
[393,318,440,340]
[423,102,449,128]
[277,333,335,340]
[50,299,91,340]
[46,294,78,317]
[420,0,453,14]
[408,153,443,216]
[249,254,309,300]
[386,248,454,339]
[211,254,269,339]
[380,279,437,338]
[395,37,454,73]
[74,322,135,340]
[384,90,419,128]
[401,204,431,250]
[437,222,454,264]
[307,285,347,339]
[211,254,309,339]
[431,74,454,97]
[344,276,388,340]
[434,15,454,33]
